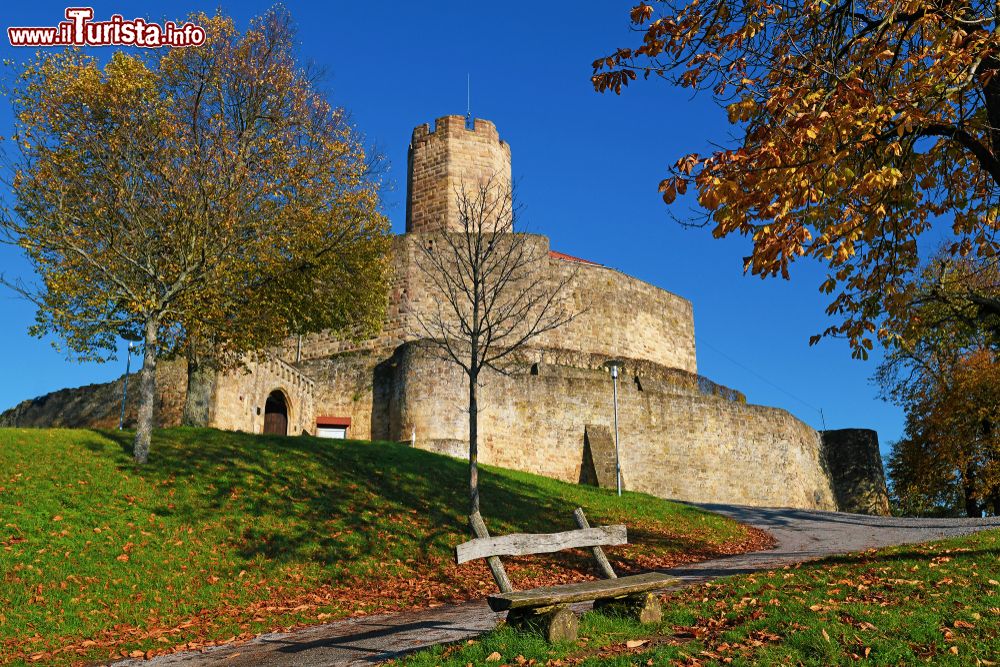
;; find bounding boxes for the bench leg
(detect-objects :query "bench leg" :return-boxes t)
[593,592,663,624]
[505,605,579,642]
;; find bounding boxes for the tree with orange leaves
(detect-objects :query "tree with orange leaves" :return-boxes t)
[886,349,1000,516]
[879,257,1000,516]
[595,1,1000,356]
[1,8,390,463]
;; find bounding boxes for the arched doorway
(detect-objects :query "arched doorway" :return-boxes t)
[263,390,289,436]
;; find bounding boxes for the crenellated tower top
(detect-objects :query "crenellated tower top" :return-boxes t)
[405,115,513,233]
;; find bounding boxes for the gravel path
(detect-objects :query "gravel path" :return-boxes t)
[113,504,1000,667]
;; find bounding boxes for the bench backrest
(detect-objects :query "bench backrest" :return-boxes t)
[456,508,626,593]
[455,524,626,564]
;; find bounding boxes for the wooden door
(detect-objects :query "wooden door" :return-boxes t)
[263,411,287,435]
[263,390,289,436]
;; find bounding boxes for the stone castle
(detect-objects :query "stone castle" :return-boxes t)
[1,115,890,515]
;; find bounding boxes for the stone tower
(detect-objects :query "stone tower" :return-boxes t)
[405,115,513,233]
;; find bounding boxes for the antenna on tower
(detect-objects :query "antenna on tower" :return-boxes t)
[466,73,472,128]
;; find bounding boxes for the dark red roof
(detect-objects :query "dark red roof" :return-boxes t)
[316,416,352,428]
[549,250,602,266]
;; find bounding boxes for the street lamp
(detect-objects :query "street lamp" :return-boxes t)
[118,335,141,430]
[603,359,625,497]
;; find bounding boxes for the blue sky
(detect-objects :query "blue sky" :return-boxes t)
[0,1,906,452]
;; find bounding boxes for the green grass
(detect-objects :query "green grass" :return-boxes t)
[0,427,758,665]
[403,529,1000,667]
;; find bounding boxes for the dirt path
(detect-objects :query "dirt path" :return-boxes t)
[114,504,1000,667]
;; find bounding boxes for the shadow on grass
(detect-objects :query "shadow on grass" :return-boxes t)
[93,428,732,575]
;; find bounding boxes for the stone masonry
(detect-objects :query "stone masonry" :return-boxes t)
[580,424,619,489]
[376,341,839,510]
[822,429,892,515]
[406,116,512,233]
[285,233,697,375]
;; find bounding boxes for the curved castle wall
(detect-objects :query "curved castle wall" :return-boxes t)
[381,342,838,510]
[535,254,697,374]
[291,233,697,374]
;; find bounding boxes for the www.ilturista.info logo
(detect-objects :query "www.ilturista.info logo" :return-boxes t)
[8,8,206,47]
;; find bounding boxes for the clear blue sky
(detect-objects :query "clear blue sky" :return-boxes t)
[0,1,906,453]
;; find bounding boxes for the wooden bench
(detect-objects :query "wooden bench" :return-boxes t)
[455,508,678,642]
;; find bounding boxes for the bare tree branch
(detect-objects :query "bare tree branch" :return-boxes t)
[410,174,578,520]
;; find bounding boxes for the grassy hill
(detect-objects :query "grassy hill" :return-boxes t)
[0,428,767,665]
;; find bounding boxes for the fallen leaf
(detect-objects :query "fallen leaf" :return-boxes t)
[487,652,502,662]
[822,628,830,642]
[626,639,649,648]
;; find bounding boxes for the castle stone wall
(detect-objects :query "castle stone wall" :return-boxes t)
[210,356,315,436]
[0,375,136,429]
[157,360,187,428]
[291,233,697,375]
[0,359,186,430]
[293,349,392,441]
[382,342,838,510]
[535,255,697,374]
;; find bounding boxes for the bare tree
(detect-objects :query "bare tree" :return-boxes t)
[412,175,576,521]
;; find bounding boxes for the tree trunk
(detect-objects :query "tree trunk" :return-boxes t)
[964,491,982,518]
[182,345,216,427]
[962,465,982,518]
[988,486,1000,517]
[133,318,159,465]
[469,368,480,518]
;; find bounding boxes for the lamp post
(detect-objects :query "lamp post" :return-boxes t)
[603,359,624,497]
[119,339,138,430]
